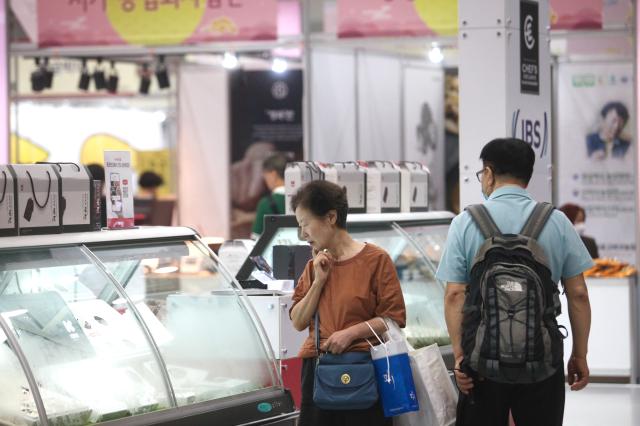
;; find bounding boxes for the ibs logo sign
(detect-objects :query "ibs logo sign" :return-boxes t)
[512,109,549,158]
[520,0,539,95]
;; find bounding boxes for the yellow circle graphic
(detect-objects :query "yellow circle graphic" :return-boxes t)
[106,0,206,45]
[341,374,351,385]
[414,0,458,36]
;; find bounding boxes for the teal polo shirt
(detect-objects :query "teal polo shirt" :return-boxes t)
[436,186,594,285]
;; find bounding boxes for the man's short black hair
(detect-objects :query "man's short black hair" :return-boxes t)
[262,153,287,179]
[601,101,629,125]
[479,138,535,185]
[291,180,348,229]
[86,163,105,182]
[139,171,164,189]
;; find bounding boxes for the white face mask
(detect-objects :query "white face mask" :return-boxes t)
[574,222,587,236]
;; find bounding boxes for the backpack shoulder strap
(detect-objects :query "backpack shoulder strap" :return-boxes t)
[520,202,555,240]
[466,204,501,239]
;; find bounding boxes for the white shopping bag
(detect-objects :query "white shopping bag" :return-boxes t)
[394,344,458,426]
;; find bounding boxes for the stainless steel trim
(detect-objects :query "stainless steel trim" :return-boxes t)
[347,211,455,223]
[0,226,196,249]
[79,245,178,408]
[0,314,49,426]
[238,411,300,425]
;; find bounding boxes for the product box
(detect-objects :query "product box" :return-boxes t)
[284,162,324,214]
[10,164,62,235]
[316,162,338,184]
[43,163,95,233]
[334,162,366,213]
[0,165,18,236]
[92,180,103,231]
[397,161,430,212]
[359,161,401,213]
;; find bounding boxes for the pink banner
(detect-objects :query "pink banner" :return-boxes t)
[337,0,457,38]
[550,0,603,30]
[38,0,278,47]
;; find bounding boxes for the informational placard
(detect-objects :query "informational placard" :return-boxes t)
[37,0,278,47]
[520,0,540,95]
[557,62,635,263]
[104,151,134,229]
[337,0,458,37]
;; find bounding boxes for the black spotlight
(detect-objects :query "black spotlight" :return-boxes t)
[93,58,107,90]
[155,55,170,89]
[43,57,54,89]
[30,58,46,92]
[107,61,119,94]
[78,58,91,91]
[139,64,151,95]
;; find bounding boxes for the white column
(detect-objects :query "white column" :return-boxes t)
[458,0,552,207]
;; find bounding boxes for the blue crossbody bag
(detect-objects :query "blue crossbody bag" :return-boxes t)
[312,312,379,410]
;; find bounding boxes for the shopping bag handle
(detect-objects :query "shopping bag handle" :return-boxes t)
[26,170,52,208]
[365,320,392,384]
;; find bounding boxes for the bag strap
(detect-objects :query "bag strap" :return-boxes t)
[26,170,52,208]
[466,204,501,238]
[315,311,320,356]
[520,202,555,240]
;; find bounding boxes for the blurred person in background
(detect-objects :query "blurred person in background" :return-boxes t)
[559,203,599,259]
[252,153,287,239]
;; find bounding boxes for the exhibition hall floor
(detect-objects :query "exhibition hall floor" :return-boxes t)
[563,384,640,426]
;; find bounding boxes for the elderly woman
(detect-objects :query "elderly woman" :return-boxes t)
[289,180,406,426]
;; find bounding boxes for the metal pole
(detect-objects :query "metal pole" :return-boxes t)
[302,0,312,160]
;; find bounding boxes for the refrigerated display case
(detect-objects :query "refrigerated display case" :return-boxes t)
[236,212,454,364]
[0,227,296,426]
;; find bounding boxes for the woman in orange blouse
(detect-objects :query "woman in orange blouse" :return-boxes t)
[289,180,406,426]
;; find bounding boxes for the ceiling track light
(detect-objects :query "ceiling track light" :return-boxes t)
[107,60,119,94]
[30,57,45,93]
[93,57,107,90]
[271,57,288,74]
[78,58,91,91]
[139,63,152,95]
[222,52,239,70]
[155,55,170,89]
[428,43,444,64]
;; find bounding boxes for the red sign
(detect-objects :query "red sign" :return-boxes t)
[38,0,278,47]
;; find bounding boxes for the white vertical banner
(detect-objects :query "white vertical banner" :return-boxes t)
[556,62,635,263]
[402,65,445,210]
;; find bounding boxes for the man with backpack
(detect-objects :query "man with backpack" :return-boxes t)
[437,138,592,426]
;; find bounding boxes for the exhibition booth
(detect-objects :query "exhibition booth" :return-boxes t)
[0,0,638,425]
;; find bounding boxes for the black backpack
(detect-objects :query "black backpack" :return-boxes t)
[461,202,564,384]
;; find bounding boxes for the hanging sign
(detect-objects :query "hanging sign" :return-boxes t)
[37,0,278,47]
[104,150,134,229]
[337,0,458,38]
[550,0,603,29]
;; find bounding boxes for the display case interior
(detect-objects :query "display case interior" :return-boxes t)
[236,213,453,351]
[0,228,295,426]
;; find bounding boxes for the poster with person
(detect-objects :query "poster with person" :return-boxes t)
[556,62,635,263]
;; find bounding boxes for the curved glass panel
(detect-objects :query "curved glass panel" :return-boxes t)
[348,225,450,349]
[0,328,41,426]
[89,239,277,406]
[0,246,171,425]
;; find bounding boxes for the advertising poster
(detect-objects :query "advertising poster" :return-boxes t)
[402,66,445,210]
[38,0,278,46]
[229,70,303,238]
[556,62,635,263]
[549,0,603,29]
[104,150,134,229]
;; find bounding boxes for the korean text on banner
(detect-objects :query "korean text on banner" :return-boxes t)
[104,150,134,229]
[37,0,278,47]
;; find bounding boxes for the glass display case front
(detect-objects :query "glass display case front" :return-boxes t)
[0,228,295,426]
[236,213,454,351]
